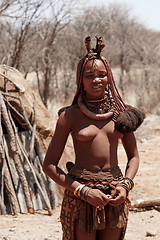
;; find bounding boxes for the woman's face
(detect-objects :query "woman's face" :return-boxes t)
[83,59,108,100]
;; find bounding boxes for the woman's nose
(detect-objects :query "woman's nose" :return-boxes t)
[93,77,101,83]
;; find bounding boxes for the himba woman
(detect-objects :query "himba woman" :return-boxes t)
[43,36,145,240]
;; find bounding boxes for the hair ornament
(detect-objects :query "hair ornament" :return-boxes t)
[85,35,105,59]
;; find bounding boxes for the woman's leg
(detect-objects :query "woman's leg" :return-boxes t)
[98,225,122,240]
[74,220,96,240]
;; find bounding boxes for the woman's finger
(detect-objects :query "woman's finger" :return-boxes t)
[109,195,125,206]
[111,188,118,198]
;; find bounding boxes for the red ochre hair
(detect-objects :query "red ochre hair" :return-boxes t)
[72,36,128,115]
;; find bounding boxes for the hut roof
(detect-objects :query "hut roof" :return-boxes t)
[0,64,54,152]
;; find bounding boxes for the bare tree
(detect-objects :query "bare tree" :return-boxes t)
[0,0,18,16]
[5,1,44,69]
[130,27,160,111]
[0,1,160,113]
[31,0,79,107]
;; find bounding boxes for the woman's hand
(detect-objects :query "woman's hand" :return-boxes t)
[108,187,127,206]
[86,188,111,210]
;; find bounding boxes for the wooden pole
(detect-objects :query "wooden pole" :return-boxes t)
[2,92,56,213]
[15,128,53,215]
[0,195,6,215]
[131,197,160,209]
[0,128,20,214]
[3,156,21,215]
[2,92,44,164]
[0,93,34,214]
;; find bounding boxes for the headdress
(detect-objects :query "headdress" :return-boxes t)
[72,36,128,116]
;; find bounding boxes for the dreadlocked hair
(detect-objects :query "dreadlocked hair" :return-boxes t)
[100,57,128,113]
[72,36,128,113]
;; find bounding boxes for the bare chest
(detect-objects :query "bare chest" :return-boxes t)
[72,118,123,142]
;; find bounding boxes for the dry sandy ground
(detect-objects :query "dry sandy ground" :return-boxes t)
[0,115,160,240]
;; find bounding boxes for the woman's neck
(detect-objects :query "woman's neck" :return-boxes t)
[83,92,111,114]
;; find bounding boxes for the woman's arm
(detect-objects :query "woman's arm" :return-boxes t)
[43,110,80,192]
[121,131,139,179]
[109,131,139,206]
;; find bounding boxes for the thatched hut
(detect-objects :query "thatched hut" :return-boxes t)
[0,65,59,215]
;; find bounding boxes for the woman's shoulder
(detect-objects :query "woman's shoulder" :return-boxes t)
[58,104,79,116]
[57,104,79,127]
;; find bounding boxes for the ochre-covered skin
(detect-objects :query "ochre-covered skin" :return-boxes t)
[43,36,142,240]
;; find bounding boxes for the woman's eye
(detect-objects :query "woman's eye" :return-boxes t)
[99,74,106,78]
[97,74,107,78]
[84,73,107,79]
[85,74,94,79]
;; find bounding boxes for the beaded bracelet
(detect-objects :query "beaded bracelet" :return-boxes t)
[74,184,85,197]
[80,186,91,201]
[116,177,134,192]
[74,184,91,201]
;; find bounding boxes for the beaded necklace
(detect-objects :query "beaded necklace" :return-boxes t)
[83,93,111,114]
[77,92,114,120]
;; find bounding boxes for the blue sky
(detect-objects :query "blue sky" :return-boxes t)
[89,0,160,32]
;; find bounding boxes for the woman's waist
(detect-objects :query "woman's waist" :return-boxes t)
[67,161,123,182]
[74,156,118,170]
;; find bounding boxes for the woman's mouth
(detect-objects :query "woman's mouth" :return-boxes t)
[92,84,102,89]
